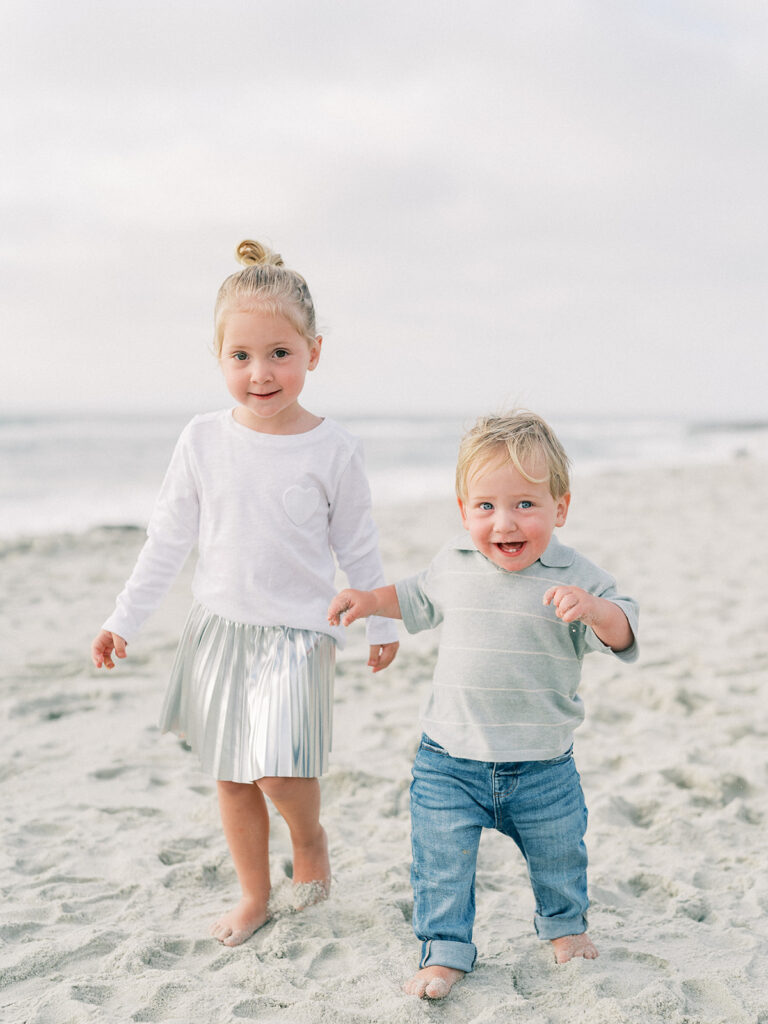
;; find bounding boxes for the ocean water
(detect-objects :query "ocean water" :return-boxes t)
[1,411,766,540]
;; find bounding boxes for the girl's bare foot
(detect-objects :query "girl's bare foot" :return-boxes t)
[551,933,598,963]
[291,825,331,907]
[404,965,465,999]
[210,896,269,947]
[292,878,331,910]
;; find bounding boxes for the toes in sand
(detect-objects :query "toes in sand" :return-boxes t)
[210,898,269,947]
[403,965,465,999]
[291,877,331,910]
[290,826,332,910]
[551,933,599,963]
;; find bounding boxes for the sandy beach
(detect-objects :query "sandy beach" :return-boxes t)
[1,457,767,1024]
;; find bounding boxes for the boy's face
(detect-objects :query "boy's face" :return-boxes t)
[458,455,570,572]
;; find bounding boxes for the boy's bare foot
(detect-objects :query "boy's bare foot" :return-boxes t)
[404,965,465,999]
[551,933,599,963]
[210,897,269,947]
[291,826,332,908]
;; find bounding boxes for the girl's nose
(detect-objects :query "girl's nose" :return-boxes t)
[250,362,273,383]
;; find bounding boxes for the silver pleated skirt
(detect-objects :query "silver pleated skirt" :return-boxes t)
[159,603,336,783]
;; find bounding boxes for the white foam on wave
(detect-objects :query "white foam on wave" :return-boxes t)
[2,413,767,539]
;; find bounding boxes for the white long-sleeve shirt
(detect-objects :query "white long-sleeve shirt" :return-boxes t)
[103,410,398,647]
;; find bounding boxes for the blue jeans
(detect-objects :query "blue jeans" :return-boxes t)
[410,734,589,973]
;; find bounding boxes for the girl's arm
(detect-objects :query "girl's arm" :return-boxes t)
[91,630,127,669]
[328,585,402,627]
[327,441,399,648]
[367,639,399,674]
[97,427,199,651]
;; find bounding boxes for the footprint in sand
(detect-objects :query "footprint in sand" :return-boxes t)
[70,983,113,1006]
[130,980,189,1022]
[89,764,133,781]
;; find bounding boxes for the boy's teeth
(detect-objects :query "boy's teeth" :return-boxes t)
[499,542,523,553]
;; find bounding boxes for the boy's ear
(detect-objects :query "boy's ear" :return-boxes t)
[457,497,469,529]
[555,493,571,527]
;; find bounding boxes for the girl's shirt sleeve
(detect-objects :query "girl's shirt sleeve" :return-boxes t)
[101,427,199,642]
[328,441,398,646]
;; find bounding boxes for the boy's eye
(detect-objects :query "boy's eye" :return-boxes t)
[479,502,494,511]
[232,351,248,361]
[273,348,289,359]
[517,500,533,509]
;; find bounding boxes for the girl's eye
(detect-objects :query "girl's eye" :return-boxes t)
[232,351,248,361]
[518,500,533,509]
[479,502,494,511]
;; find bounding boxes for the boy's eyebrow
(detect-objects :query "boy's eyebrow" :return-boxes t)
[473,489,536,501]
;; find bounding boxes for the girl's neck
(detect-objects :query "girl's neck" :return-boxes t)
[232,403,323,435]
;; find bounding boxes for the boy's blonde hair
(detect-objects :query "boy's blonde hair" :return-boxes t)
[456,411,571,501]
[214,239,318,356]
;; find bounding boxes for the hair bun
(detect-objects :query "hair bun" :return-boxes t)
[235,239,285,268]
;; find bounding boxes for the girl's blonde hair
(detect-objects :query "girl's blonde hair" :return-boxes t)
[456,411,571,501]
[213,239,318,355]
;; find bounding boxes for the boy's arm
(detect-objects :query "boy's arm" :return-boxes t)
[328,585,402,627]
[543,586,634,652]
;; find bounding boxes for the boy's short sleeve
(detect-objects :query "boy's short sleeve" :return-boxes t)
[584,592,639,662]
[396,569,443,634]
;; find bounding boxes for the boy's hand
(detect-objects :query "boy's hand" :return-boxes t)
[542,585,600,627]
[543,585,634,651]
[368,641,399,673]
[327,589,378,627]
[91,630,128,670]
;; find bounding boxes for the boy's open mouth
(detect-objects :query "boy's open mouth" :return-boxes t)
[497,542,525,555]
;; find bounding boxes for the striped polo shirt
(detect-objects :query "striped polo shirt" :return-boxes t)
[396,534,639,762]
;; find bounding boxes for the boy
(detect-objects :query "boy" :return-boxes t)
[327,412,638,1000]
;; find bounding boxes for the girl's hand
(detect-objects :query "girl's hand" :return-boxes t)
[368,641,399,673]
[91,629,128,669]
[327,589,377,627]
[542,585,599,627]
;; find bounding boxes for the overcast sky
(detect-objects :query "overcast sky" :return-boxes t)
[2,0,766,421]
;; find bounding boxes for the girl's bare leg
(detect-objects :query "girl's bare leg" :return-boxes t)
[211,780,272,946]
[257,777,331,900]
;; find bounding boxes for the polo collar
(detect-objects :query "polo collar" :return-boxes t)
[453,533,575,568]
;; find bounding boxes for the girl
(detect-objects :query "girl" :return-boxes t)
[91,239,399,947]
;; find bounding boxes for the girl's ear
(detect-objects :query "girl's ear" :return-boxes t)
[308,335,323,371]
[555,492,571,528]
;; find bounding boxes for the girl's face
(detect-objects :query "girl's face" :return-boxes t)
[219,308,321,433]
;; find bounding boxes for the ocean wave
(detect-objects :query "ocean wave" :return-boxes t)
[0,525,145,560]
[2,413,767,541]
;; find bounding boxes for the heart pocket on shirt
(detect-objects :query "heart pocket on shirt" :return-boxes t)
[283,484,321,526]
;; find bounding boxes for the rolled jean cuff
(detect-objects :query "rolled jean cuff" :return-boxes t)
[534,912,588,940]
[420,939,477,973]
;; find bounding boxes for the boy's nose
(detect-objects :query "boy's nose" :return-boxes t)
[495,510,519,533]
